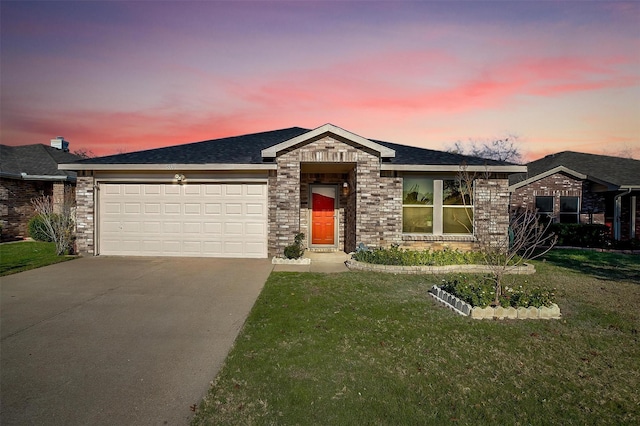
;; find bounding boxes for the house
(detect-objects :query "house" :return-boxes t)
[60,124,525,258]
[509,151,640,241]
[0,137,81,241]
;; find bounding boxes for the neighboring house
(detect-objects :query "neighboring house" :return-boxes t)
[0,137,82,240]
[60,124,525,258]
[509,151,640,241]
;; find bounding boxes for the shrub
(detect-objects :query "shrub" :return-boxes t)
[353,245,486,266]
[28,215,54,242]
[284,233,305,259]
[549,223,611,248]
[440,274,556,308]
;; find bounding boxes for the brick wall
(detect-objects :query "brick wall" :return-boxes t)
[0,178,74,240]
[75,176,95,255]
[510,172,606,224]
[269,135,402,256]
[475,178,511,248]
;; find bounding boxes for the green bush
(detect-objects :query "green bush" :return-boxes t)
[440,274,556,308]
[549,223,611,248]
[284,233,305,259]
[353,245,485,266]
[28,215,53,242]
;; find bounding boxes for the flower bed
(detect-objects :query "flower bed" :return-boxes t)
[429,285,561,320]
[345,259,535,275]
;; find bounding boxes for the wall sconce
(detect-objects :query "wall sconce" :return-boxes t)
[174,173,186,184]
[342,182,349,196]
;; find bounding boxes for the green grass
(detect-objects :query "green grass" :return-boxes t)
[194,249,640,425]
[0,241,75,276]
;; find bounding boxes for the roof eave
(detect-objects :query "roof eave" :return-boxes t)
[261,123,396,158]
[58,163,277,171]
[382,164,527,173]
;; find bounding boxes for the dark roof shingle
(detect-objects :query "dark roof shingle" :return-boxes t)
[0,144,81,180]
[65,127,514,167]
[510,151,640,187]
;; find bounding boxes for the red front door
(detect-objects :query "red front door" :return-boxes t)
[311,187,336,245]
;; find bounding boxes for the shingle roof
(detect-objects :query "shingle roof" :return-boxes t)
[509,151,640,188]
[0,144,81,180]
[65,127,514,167]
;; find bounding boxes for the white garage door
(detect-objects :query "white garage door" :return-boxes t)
[99,183,268,258]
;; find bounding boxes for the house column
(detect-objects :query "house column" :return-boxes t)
[475,178,510,248]
[270,159,301,256]
[75,174,95,255]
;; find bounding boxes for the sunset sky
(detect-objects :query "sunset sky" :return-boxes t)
[1,1,639,161]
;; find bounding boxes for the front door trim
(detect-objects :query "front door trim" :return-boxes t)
[309,184,339,248]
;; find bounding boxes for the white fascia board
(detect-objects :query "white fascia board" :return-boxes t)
[261,123,396,158]
[508,166,592,191]
[19,173,73,181]
[382,164,527,173]
[58,163,277,171]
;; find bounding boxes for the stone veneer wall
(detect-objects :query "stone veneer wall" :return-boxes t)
[475,178,510,248]
[510,172,606,224]
[75,175,95,255]
[269,135,402,256]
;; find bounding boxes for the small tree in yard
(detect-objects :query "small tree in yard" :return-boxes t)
[31,190,76,255]
[457,166,557,306]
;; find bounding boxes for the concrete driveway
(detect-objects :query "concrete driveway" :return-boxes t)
[0,256,273,425]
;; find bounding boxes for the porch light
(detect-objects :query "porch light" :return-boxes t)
[174,173,186,184]
[342,182,349,196]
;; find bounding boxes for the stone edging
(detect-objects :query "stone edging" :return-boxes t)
[345,259,535,275]
[271,257,311,265]
[428,285,561,320]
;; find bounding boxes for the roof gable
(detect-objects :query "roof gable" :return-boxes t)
[261,124,396,159]
[510,151,640,189]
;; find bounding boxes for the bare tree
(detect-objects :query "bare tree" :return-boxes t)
[72,148,96,159]
[31,190,76,255]
[448,135,522,164]
[457,166,556,306]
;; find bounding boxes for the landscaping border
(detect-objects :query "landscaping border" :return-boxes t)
[345,259,535,275]
[428,285,561,320]
[271,257,311,265]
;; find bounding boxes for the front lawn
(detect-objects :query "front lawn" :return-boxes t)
[194,250,640,425]
[0,241,75,276]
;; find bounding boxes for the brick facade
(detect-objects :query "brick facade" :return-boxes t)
[510,172,606,224]
[75,175,95,255]
[0,177,74,241]
[268,135,403,256]
[475,178,511,248]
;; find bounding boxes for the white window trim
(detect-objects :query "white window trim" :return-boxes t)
[402,178,474,236]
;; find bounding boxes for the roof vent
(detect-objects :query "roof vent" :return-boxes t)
[50,136,70,152]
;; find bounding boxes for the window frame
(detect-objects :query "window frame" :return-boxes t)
[559,196,580,223]
[535,196,554,220]
[402,177,474,236]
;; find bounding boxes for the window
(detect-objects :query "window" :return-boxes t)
[402,177,473,235]
[560,196,579,223]
[535,196,554,221]
[402,177,434,233]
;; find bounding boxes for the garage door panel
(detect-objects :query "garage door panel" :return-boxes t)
[225,204,242,215]
[204,203,221,215]
[124,185,141,195]
[183,222,201,233]
[163,222,181,233]
[144,203,161,214]
[99,183,267,258]
[203,222,222,234]
[184,204,201,215]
